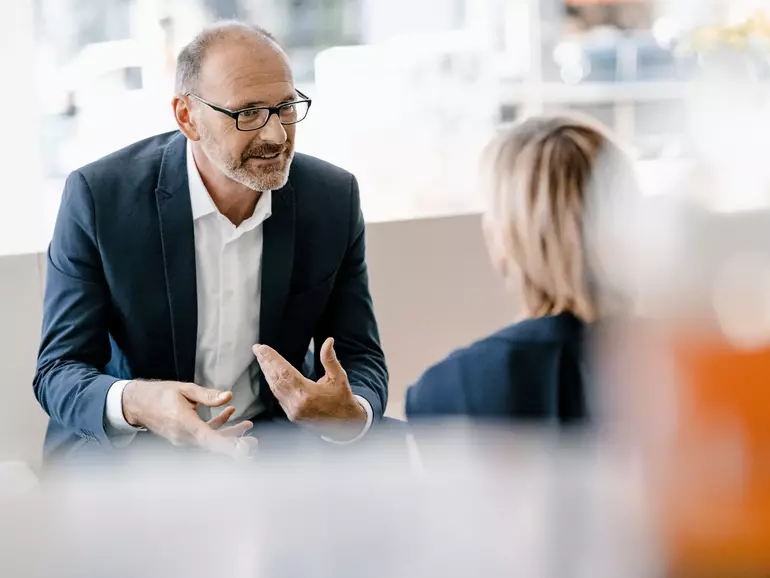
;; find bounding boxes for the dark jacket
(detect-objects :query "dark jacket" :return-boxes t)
[406,313,587,423]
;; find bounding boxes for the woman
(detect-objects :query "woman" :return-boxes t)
[405,114,637,423]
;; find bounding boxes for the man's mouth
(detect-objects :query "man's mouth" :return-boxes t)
[250,151,282,160]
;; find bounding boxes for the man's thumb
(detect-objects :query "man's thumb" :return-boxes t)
[320,338,344,380]
[181,384,231,407]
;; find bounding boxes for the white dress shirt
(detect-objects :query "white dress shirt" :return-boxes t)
[104,140,372,444]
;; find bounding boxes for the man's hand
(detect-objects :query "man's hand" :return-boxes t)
[252,338,366,436]
[122,380,251,458]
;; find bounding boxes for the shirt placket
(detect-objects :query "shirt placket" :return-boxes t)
[218,224,240,390]
[214,222,230,389]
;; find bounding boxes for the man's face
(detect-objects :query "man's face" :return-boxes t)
[193,39,297,191]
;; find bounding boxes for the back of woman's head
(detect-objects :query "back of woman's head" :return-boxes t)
[481,114,637,323]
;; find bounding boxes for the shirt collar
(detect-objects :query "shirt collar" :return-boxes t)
[187,140,217,221]
[186,139,272,230]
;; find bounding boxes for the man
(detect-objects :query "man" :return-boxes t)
[33,21,388,460]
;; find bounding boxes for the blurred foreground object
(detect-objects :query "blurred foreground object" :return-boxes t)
[597,292,770,576]
[0,428,657,578]
[0,461,38,499]
[591,3,770,566]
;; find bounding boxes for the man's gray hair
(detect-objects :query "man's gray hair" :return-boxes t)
[175,20,279,95]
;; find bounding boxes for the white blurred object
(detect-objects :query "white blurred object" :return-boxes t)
[652,17,680,48]
[0,430,658,578]
[0,461,38,498]
[712,252,770,347]
[312,33,497,222]
[56,39,177,173]
[589,0,770,323]
[553,40,590,85]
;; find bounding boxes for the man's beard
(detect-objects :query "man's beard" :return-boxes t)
[199,128,294,192]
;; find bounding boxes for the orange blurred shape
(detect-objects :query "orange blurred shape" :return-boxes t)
[651,326,770,575]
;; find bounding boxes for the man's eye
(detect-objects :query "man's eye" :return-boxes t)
[240,109,260,118]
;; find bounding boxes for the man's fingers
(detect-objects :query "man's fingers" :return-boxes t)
[207,407,253,437]
[319,337,346,382]
[188,420,242,458]
[180,384,232,407]
[253,344,303,395]
[219,421,253,438]
[207,406,235,430]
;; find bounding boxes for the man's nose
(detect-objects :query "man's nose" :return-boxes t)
[259,113,287,145]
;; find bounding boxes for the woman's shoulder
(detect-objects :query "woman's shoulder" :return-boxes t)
[424,312,584,371]
[406,313,585,416]
[487,312,585,346]
[441,312,584,373]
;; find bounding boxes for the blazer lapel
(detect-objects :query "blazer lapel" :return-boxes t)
[259,181,295,417]
[259,180,296,350]
[155,132,198,383]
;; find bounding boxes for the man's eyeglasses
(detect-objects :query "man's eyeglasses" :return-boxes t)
[186,90,312,132]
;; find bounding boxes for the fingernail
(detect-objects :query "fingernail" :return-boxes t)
[218,392,229,401]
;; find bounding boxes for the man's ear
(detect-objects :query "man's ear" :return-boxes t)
[172,95,200,141]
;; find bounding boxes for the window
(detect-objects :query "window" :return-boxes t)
[8,0,735,253]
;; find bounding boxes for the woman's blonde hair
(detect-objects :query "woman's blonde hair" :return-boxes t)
[481,113,637,323]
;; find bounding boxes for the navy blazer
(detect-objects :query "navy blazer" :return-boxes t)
[406,313,587,423]
[34,131,388,459]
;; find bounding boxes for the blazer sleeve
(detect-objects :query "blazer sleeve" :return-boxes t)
[33,170,119,445]
[313,176,388,419]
